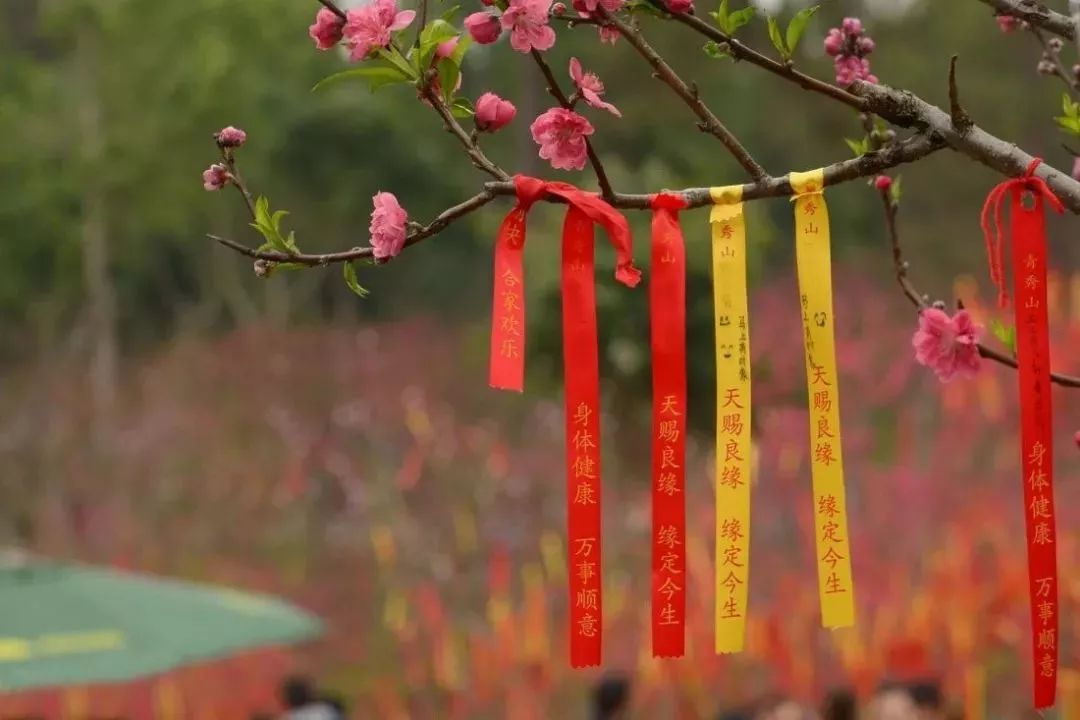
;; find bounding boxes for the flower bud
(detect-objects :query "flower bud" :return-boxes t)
[874,175,892,192]
[215,126,247,148]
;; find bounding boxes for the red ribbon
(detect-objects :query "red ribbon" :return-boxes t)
[649,193,688,658]
[489,176,640,391]
[489,176,640,667]
[981,159,1062,709]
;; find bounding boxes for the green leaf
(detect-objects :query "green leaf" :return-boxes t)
[419,19,459,68]
[890,175,903,203]
[711,0,730,31]
[703,41,728,59]
[437,59,460,102]
[766,15,788,59]
[270,209,289,233]
[449,34,472,66]
[313,65,412,93]
[450,96,475,118]
[440,4,460,21]
[990,319,1017,355]
[844,137,869,156]
[343,262,370,298]
[728,6,755,31]
[785,5,818,56]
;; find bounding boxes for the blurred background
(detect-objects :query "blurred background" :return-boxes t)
[2,0,1080,717]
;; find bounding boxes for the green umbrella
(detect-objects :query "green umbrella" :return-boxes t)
[0,555,322,691]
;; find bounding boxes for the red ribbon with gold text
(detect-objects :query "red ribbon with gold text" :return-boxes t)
[489,177,641,667]
[649,194,688,658]
[981,159,1063,709]
[489,176,549,391]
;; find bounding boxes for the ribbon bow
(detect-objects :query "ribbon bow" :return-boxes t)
[488,175,641,392]
[980,159,1064,309]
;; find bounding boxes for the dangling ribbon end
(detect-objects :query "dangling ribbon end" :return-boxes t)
[616,264,643,289]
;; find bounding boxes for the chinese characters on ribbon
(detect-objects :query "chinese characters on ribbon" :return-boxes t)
[563,206,604,667]
[649,194,688,657]
[1006,179,1059,709]
[710,186,753,653]
[790,169,855,629]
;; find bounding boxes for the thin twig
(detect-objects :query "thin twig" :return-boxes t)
[219,147,258,220]
[878,185,1080,388]
[948,55,973,133]
[422,85,510,181]
[602,10,769,182]
[1030,26,1080,96]
[528,49,615,200]
[315,0,347,22]
[416,0,429,47]
[209,189,497,265]
[667,10,869,112]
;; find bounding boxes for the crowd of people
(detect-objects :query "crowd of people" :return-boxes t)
[256,672,961,719]
[589,674,961,720]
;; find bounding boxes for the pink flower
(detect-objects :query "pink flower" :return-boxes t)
[465,11,502,44]
[309,7,346,50]
[530,107,594,171]
[1074,430,1080,450]
[912,308,982,382]
[835,55,876,86]
[578,0,624,11]
[369,191,409,260]
[436,36,460,59]
[841,17,863,36]
[475,92,517,132]
[665,0,692,12]
[997,14,1019,33]
[202,164,230,191]
[569,57,620,116]
[599,24,619,44]
[215,126,247,148]
[824,28,844,56]
[501,0,556,53]
[344,0,417,61]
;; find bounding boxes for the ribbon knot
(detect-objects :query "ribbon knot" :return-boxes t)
[980,159,1064,308]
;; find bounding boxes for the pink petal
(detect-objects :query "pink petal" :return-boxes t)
[389,9,416,31]
[583,89,621,117]
[569,57,584,85]
[530,24,556,51]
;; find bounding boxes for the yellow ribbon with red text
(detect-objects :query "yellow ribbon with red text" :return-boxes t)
[791,169,855,629]
[710,185,753,652]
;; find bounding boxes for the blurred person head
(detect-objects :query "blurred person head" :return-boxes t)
[756,697,818,720]
[592,673,631,720]
[821,688,857,720]
[868,682,918,720]
[718,710,753,720]
[906,681,944,720]
[319,692,347,717]
[280,675,317,710]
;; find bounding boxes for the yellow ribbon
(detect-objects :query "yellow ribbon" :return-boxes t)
[710,185,752,653]
[790,169,855,629]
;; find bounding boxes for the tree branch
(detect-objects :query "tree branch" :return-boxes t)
[668,11,869,112]
[209,189,497,265]
[603,10,769,182]
[421,85,510,181]
[484,132,942,208]
[854,80,1080,213]
[878,184,1080,388]
[976,0,1075,40]
[528,49,615,200]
